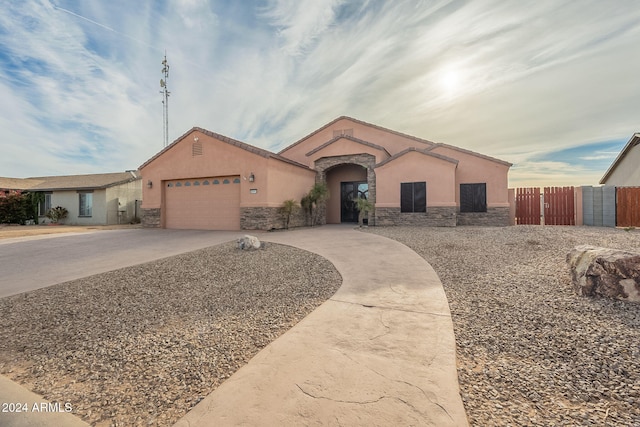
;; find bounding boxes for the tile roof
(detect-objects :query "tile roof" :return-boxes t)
[0,171,140,192]
[426,143,513,167]
[139,127,312,171]
[278,116,436,155]
[305,134,391,157]
[0,177,43,190]
[375,147,459,168]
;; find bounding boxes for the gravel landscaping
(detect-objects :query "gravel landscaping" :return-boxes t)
[0,242,341,426]
[368,225,640,427]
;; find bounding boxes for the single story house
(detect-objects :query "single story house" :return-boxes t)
[0,171,142,225]
[599,133,640,186]
[139,117,511,230]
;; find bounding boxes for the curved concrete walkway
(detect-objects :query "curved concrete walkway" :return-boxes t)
[175,226,468,426]
[0,226,467,426]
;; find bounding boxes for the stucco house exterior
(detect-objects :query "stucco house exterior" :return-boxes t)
[0,171,142,225]
[140,117,511,230]
[599,133,640,185]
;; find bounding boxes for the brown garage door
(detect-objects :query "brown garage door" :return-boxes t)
[165,176,241,230]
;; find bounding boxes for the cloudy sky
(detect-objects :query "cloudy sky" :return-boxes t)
[1,0,639,187]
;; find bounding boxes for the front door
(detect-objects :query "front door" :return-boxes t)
[341,181,368,223]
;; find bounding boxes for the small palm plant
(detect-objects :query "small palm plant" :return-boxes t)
[301,183,330,226]
[46,206,68,224]
[355,197,374,227]
[280,199,298,229]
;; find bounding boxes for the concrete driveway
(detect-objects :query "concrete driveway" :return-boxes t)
[0,229,244,298]
[1,226,467,427]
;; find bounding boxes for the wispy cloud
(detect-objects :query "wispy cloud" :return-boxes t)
[1,0,639,186]
[579,152,620,161]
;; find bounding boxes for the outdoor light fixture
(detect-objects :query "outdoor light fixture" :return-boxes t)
[249,173,255,182]
[147,180,153,189]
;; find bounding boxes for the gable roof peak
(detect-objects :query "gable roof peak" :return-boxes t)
[305,134,391,157]
[139,126,312,171]
[278,115,436,155]
[376,146,458,168]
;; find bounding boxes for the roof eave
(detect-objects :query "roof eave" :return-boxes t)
[428,143,512,167]
[278,116,436,155]
[375,147,459,168]
[305,134,391,157]
[599,133,640,184]
[139,126,314,172]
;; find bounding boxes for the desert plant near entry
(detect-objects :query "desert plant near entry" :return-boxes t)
[301,183,329,226]
[355,197,374,227]
[46,206,68,224]
[279,199,299,229]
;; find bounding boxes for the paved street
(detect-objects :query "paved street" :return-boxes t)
[0,229,244,298]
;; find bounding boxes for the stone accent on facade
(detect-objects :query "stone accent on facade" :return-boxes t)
[375,207,457,227]
[141,208,161,228]
[456,207,510,226]
[314,153,377,225]
[240,207,308,230]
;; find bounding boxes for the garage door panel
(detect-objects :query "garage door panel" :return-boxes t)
[165,176,240,230]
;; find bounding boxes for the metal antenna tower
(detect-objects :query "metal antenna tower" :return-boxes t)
[160,53,170,147]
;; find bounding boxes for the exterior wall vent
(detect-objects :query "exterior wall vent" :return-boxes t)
[192,141,203,156]
[332,128,354,137]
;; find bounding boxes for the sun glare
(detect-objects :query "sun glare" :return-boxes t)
[441,69,459,91]
[438,63,468,97]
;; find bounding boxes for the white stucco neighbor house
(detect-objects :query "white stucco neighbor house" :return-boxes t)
[600,133,640,186]
[0,171,142,225]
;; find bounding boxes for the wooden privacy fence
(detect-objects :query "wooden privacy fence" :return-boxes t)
[544,186,575,225]
[515,187,540,224]
[515,186,575,225]
[616,187,640,227]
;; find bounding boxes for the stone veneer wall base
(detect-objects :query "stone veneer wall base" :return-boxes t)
[375,207,457,227]
[141,208,161,228]
[240,207,310,230]
[457,207,510,226]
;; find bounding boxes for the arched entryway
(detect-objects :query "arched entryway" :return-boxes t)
[315,154,376,225]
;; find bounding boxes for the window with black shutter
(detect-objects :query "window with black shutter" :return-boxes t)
[460,183,487,212]
[400,182,426,213]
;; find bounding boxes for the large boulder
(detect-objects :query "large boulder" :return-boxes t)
[567,245,640,302]
[237,235,262,250]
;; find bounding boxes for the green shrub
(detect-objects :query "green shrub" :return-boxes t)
[0,192,29,224]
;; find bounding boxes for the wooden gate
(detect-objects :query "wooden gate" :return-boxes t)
[515,187,540,224]
[616,187,640,227]
[544,186,575,225]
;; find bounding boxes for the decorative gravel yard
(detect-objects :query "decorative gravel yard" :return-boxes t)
[2,225,639,427]
[0,242,342,426]
[368,225,640,427]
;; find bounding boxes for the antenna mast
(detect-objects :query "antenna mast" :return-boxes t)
[160,53,170,147]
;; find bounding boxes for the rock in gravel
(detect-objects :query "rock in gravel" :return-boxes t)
[237,235,262,250]
[567,245,640,302]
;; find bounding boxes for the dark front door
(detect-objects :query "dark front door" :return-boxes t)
[341,181,368,223]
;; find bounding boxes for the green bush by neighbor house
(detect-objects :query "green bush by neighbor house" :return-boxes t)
[0,192,30,224]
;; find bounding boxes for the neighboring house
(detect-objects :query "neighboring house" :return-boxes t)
[0,171,142,225]
[599,133,640,186]
[139,116,512,230]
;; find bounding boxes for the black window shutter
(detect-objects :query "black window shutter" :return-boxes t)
[401,183,413,213]
[475,183,487,212]
[414,182,426,212]
[460,183,487,212]
[460,184,473,212]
